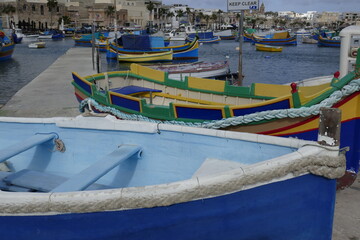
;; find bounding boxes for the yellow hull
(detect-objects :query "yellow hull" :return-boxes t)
[118,51,173,62]
[255,44,283,52]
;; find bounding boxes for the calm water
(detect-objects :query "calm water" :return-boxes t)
[0,37,340,105]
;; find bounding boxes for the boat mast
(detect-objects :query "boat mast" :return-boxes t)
[237,10,244,86]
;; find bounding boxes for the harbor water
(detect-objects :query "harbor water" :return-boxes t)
[0,37,340,105]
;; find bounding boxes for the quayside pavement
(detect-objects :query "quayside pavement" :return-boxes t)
[0,47,96,117]
[0,47,359,239]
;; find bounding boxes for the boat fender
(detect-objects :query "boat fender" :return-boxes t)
[265,56,271,58]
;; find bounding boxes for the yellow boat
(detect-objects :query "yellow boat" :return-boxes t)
[255,44,283,52]
[118,50,173,63]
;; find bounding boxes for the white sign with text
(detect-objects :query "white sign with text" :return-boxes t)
[227,0,259,11]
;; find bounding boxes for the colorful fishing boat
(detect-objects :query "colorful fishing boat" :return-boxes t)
[72,48,360,188]
[317,35,341,48]
[0,30,15,61]
[252,31,297,46]
[146,61,231,80]
[106,36,198,60]
[214,30,236,40]
[95,39,108,52]
[118,50,173,63]
[0,113,344,239]
[255,43,283,52]
[243,32,253,42]
[73,32,104,47]
[294,29,311,36]
[187,32,221,43]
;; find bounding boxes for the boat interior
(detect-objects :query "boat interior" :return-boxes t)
[0,119,297,193]
[86,64,334,108]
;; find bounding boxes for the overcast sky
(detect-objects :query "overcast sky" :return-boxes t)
[162,0,359,13]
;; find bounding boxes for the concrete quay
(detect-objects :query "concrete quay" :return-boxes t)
[0,47,359,239]
[0,47,96,117]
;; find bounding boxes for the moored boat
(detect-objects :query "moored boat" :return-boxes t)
[243,32,253,42]
[255,43,283,52]
[0,30,15,61]
[214,30,236,40]
[318,35,341,47]
[294,29,311,36]
[118,50,173,63]
[107,36,199,60]
[28,41,46,49]
[302,35,318,44]
[252,31,297,46]
[72,47,360,188]
[146,61,231,80]
[187,32,221,43]
[164,29,187,41]
[73,32,104,47]
[0,113,344,239]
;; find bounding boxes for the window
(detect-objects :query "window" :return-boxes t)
[32,5,36,11]
[40,5,44,15]
[23,4,26,11]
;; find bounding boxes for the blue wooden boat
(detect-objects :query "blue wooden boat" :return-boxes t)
[317,35,341,47]
[73,32,104,47]
[0,30,15,61]
[106,36,199,60]
[0,115,343,239]
[243,32,253,42]
[187,32,221,43]
[72,48,360,189]
[252,31,297,46]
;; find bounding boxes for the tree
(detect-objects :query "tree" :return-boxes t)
[166,11,175,28]
[211,13,217,30]
[1,4,16,28]
[47,0,58,28]
[204,15,210,29]
[176,9,184,21]
[197,11,204,25]
[145,1,155,23]
[58,16,71,25]
[105,5,116,27]
[158,7,168,30]
[185,7,192,25]
[217,9,223,29]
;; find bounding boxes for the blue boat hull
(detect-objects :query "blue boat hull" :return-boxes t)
[252,36,297,46]
[281,117,360,174]
[106,44,198,60]
[0,43,15,61]
[0,174,336,240]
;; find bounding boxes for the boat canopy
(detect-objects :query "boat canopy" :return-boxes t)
[121,35,165,50]
[272,31,291,39]
[188,32,214,39]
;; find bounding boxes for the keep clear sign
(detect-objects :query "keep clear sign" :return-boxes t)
[227,0,259,11]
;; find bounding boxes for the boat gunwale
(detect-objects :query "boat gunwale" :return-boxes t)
[0,116,342,215]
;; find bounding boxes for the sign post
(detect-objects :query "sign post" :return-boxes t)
[227,0,259,86]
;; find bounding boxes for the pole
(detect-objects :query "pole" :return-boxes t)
[92,21,95,70]
[237,10,244,86]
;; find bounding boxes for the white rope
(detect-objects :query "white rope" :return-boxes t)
[79,78,360,129]
[0,154,345,214]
